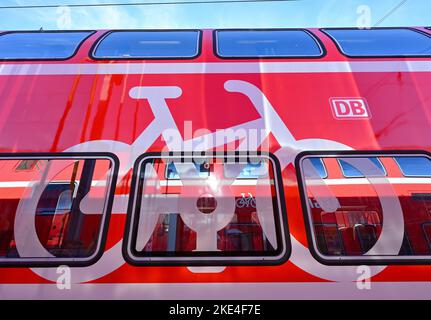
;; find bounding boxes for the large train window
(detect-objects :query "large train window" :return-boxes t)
[296,152,431,264]
[0,31,93,60]
[215,29,324,58]
[0,153,118,267]
[92,30,201,59]
[322,28,431,57]
[124,152,289,266]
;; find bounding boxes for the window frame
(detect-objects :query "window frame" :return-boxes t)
[90,29,202,61]
[213,28,326,59]
[337,157,387,178]
[0,30,95,62]
[123,151,291,266]
[295,150,431,266]
[321,27,431,59]
[0,152,119,268]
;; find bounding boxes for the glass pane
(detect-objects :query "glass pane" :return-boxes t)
[394,156,431,177]
[216,30,322,57]
[223,160,269,179]
[324,28,431,57]
[305,158,327,178]
[299,154,431,261]
[0,32,92,59]
[339,157,385,177]
[94,31,200,58]
[0,157,114,262]
[127,154,286,262]
[166,161,210,179]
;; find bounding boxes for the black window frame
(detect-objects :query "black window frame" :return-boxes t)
[0,30,95,62]
[123,151,291,266]
[0,152,119,268]
[295,149,431,266]
[90,29,202,61]
[213,28,326,59]
[321,27,431,59]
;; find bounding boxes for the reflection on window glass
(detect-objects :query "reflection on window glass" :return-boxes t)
[93,31,200,58]
[216,30,323,57]
[302,158,327,179]
[394,156,431,177]
[314,224,344,256]
[300,154,431,262]
[339,157,385,177]
[15,160,40,171]
[0,32,92,59]
[236,162,267,179]
[166,162,210,179]
[0,157,115,263]
[127,154,286,264]
[307,158,327,178]
[324,28,431,57]
[36,183,74,215]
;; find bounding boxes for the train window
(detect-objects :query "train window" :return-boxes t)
[323,28,431,57]
[0,153,118,267]
[124,152,289,265]
[0,31,93,60]
[92,30,200,59]
[297,152,431,264]
[215,30,323,58]
[338,157,386,178]
[394,157,431,177]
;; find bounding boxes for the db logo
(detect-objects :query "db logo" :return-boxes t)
[330,98,371,119]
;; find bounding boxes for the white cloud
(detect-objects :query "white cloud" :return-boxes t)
[67,4,184,30]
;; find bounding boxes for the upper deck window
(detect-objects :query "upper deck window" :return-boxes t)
[323,28,431,57]
[0,31,93,60]
[394,156,431,177]
[215,30,323,58]
[339,157,386,178]
[93,30,200,59]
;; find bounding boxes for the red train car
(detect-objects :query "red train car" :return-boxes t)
[0,27,431,299]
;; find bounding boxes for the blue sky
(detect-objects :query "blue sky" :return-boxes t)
[0,0,429,30]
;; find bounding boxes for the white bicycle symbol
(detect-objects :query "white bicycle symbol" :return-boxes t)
[13,79,405,283]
